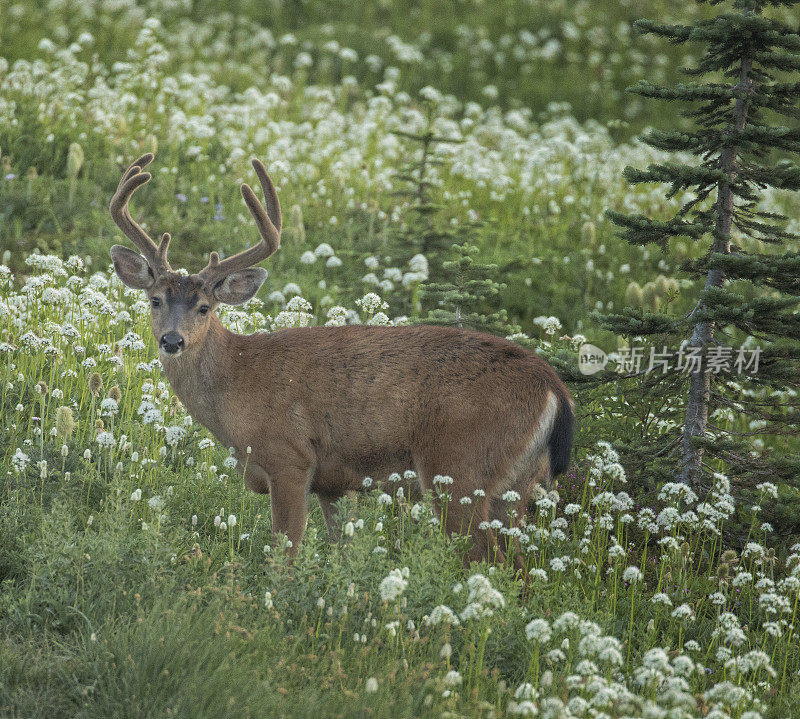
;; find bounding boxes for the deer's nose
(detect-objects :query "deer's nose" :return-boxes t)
[160,332,184,354]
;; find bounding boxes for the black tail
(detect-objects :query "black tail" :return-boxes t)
[548,396,574,476]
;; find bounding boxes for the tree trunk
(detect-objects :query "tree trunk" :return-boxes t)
[678,51,754,486]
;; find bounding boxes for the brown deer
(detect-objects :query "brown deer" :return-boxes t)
[109,153,574,566]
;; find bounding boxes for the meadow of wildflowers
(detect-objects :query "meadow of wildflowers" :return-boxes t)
[2,253,799,717]
[2,1,800,717]
[1,3,798,330]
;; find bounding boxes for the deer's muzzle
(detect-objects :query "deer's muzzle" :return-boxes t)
[160,332,185,354]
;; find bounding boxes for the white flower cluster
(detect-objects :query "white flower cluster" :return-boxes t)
[379,567,409,602]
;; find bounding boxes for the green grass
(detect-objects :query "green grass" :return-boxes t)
[1,260,800,717]
[3,0,800,716]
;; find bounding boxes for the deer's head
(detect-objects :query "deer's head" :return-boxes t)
[109,153,281,357]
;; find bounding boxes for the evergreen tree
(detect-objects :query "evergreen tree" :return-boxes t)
[373,125,460,317]
[421,232,520,336]
[385,122,519,335]
[602,0,800,496]
[391,128,459,266]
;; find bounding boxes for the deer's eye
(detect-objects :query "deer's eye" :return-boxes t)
[151,297,161,308]
[199,305,210,315]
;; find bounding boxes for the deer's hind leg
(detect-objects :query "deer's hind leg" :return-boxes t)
[490,451,552,584]
[490,452,552,528]
[490,494,525,560]
[414,456,506,566]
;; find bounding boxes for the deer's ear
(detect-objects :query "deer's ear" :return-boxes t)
[110,245,156,289]
[213,268,267,305]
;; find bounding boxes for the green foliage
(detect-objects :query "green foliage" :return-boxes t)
[379,124,518,334]
[599,0,800,506]
[2,0,800,715]
[422,240,520,336]
[2,276,800,716]
[0,0,740,133]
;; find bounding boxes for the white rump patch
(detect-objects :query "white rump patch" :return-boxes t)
[495,392,559,497]
[528,392,559,456]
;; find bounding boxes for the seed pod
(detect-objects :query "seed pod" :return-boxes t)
[290,204,305,245]
[641,282,660,310]
[89,372,103,397]
[109,385,122,402]
[581,221,596,248]
[95,419,104,430]
[625,281,643,307]
[55,406,75,438]
[37,380,49,396]
[66,142,84,178]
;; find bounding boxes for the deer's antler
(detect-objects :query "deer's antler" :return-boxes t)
[110,153,171,274]
[198,159,281,284]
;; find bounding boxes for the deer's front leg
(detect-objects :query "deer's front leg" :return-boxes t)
[318,491,356,540]
[268,468,312,556]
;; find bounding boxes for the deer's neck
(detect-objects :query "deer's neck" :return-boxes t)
[160,316,241,445]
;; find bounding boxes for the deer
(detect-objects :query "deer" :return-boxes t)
[109,153,574,569]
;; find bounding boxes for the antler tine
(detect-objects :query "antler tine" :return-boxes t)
[115,153,152,195]
[109,153,171,274]
[199,159,281,283]
[157,232,172,267]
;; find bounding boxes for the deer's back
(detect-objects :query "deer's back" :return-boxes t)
[234,324,567,441]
